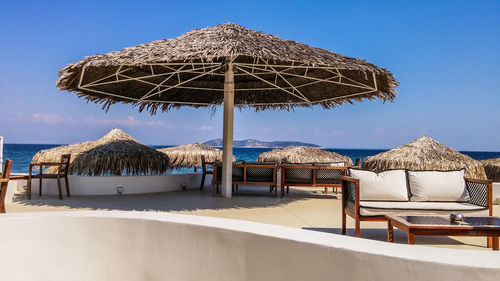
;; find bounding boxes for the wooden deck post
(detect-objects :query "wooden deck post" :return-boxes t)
[221,60,234,198]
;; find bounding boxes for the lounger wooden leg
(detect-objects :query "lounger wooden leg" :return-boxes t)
[56,177,63,200]
[27,178,32,200]
[387,220,393,242]
[274,185,277,197]
[408,232,415,245]
[200,173,206,190]
[65,176,70,197]
[324,187,328,194]
[341,209,346,235]
[287,186,289,194]
[492,237,499,251]
[355,218,360,238]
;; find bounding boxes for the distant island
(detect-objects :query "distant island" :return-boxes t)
[203,139,321,148]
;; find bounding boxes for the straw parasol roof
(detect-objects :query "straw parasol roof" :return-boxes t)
[481,158,500,182]
[56,23,398,196]
[32,128,169,175]
[362,136,486,179]
[57,23,397,112]
[158,142,235,169]
[257,146,353,165]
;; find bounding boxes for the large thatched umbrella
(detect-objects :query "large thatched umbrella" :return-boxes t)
[257,146,353,165]
[32,128,170,175]
[57,23,397,197]
[481,158,500,182]
[362,136,486,179]
[158,142,235,170]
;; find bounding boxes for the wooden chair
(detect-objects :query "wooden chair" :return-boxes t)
[28,154,71,200]
[200,155,214,190]
[354,158,361,167]
[0,159,13,213]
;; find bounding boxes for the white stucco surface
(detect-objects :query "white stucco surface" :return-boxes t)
[493,183,500,204]
[0,211,498,281]
[9,173,212,196]
[4,181,17,203]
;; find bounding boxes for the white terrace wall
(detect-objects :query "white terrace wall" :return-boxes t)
[9,173,212,197]
[0,212,498,281]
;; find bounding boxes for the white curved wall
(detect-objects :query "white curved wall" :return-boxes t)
[0,212,498,281]
[10,173,212,196]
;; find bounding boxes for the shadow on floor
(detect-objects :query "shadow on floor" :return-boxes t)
[12,185,337,212]
[302,227,487,248]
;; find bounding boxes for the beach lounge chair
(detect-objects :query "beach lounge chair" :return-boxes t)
[0,159,13,213]
[28,154,71,200]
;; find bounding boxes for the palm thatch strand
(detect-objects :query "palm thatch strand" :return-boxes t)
[362,136,486,179]
[31,128,169,175]
[481,158,500,182]
[257,146,353,165]
[57,23,398,113]
[158,142,235,169]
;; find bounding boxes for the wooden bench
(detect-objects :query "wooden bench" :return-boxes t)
[213,162,278,196]
[281,163,348,197]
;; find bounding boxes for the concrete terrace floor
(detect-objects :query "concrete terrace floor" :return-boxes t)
[6,186,500,251]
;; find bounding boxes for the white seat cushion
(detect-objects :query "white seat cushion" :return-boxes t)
[349,169,408,201]
[408,169,469,202]
[359,201,487,217]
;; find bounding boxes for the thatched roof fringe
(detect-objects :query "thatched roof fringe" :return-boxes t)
[481,158,500,182]
[362,136,486,179]
[32,128,169,176]
[257,146,353,165]
[158,142,235,169]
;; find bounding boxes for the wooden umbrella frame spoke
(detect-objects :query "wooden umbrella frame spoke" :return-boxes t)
[77,59,380,106]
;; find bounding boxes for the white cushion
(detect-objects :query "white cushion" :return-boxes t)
[408,169,469,202]
[349,169,408,201]
[359,201,487,216]
[359,201,485,211]
[359,201,487,217]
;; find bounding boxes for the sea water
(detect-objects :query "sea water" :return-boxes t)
[4,144,500,174]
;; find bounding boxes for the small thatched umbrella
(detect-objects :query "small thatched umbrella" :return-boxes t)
[481,158,500,182]
[32,128,169,175]
[362,136,486,179]
[57,23,398,197]
[257,146,353,165]
[158,142,235,170]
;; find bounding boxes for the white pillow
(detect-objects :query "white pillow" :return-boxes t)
[349,169,409,201]
[408,169,469,202]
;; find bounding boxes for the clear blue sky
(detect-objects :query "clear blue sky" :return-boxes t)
[0,0,498,150]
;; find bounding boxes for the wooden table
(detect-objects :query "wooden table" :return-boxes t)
[386,215,500,250]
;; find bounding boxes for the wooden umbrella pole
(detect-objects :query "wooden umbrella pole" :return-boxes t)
[221,61,234,197]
